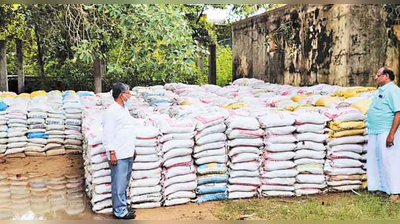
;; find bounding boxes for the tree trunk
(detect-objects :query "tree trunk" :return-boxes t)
[93,56,105,93]
[34,25,45,83]
[0,40,9,92]
[16,39,24,93]
[208,44,217,85]
[196,42,205,74]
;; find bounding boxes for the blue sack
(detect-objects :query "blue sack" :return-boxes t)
[196,193,228,203]
[148,99,169,106]
[143,93,162,100]
[0,101,8,112]
[27,132,49,139]
[197,174,229,185]
[196,184,227,195]
[77,91,94,97]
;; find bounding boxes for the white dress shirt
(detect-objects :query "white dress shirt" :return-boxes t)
[102,101,136,160]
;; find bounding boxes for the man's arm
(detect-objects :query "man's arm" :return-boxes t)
[103,111,118,165]
[387,112,400,147]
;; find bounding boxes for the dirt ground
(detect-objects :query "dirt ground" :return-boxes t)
[0,155,84,176]
[3,155,369,220]
[1,155,220,220]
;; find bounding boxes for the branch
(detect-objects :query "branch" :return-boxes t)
[195,5,205,24]
[116,37,125,64]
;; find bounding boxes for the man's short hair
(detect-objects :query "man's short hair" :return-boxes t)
[112,82,129,100]
[382,68,395,81]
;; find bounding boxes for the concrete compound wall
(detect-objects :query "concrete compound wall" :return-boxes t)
[232,4,400,87]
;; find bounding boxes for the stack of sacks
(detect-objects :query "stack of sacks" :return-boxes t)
[0,172,11,218]
[324,108,367,192]
[26,94,48,157]
[263,96,294,109]
[62,92,83,154]
[8,173,30,213]
[82,113,112,215]
[350,99,370,189]
[28,173,50,214]
[98,93,114,110]
[232,78,265,87]
[130,125,163,209]
[143,93,172,107]
[259,112,297,197]
[156,117,197,207]
[226,116,263,199]
[201,84,223,94]
[47,175,67,212]
[193,114,228,203]
[79,94,100,110]
[65,174,85,215]
[293,111,329,196]
[0,172,85,216]
[85,143,112,214]
[5,96,28,158]
[0,102,8,158]
[46,91,66,156]
[76,92,96,104]
[82,98,103,213]
[361,142,368,189]
[127,100,150,118]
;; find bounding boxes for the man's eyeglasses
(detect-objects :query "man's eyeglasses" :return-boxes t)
[375,73,388,78]
[120,92,130,98]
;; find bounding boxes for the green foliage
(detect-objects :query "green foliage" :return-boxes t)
[230,4,275,21]
[0,4,279,91]
[216,44,232,86]
[202,43,232,87]
[56,4,202,86]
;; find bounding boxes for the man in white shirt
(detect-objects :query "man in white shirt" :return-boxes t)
[102,82,136,219]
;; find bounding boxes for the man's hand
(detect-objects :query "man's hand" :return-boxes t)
[387,134,395,148]
[133,151,137,160]
[110,151,118,166]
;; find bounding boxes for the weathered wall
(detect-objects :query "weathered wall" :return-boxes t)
[232,4,400,87]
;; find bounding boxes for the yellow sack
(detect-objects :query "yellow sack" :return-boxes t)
[328,121,366,131]
[180,100,194,105]
[351,98,372,115]
[293,105,315,112]
[291,95,308,103]
[361,174,367,181]
[296,164,323,174]
[334,87,376,98]
[16,93,30,98]
[285,102,300,111]
[328,175,363,181]
[222,102,249,110]
[315,96,342,107]
[49,90,62,95]
[362,181,368,189]
[0,94,16,98]
[30,90,47,98]
[328,129,365,138]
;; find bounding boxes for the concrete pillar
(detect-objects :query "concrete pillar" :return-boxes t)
[0,40,9,92]
[16,39,24,93]
[93,56,105,93]
[208,44,217,85]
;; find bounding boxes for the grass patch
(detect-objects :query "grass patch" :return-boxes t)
[214,191,400,220]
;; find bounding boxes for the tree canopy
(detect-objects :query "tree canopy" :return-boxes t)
[0,4,275,91]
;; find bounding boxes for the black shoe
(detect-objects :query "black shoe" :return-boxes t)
[115,211,136,220]
[128,208,136,214]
